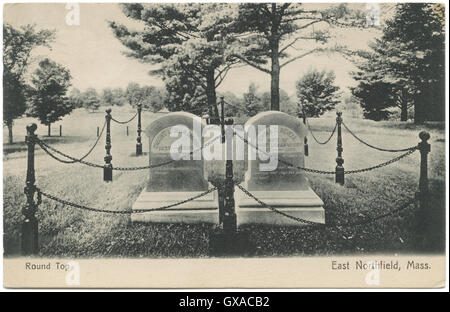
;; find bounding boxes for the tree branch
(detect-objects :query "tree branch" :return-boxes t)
[280,48,320,68]
[232,54,271,74]
[178,62,207,90]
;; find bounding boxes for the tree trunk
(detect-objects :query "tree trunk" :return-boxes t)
[400,101,408,121]
[414,94,426,124]
[270,47,280,111]
[48,123,51,137]
[7,121,13,144]
[206,67,219,123]
[270,6,280,111]
[399,89,408,121]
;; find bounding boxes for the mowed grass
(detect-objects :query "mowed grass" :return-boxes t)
[3,108,446,257]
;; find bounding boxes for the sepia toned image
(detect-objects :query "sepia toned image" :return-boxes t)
[2,2,447,289]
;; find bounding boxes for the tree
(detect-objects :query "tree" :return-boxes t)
[125,82,144,108]
[242,83,263,117]
[355,3,445,123]
[261,89,296,114]
[125,83,166,112]
[111,88,126,106]
[68,88,84,108]
[351,79,394,121]
[232,3,365,111]
[110,3,243,120]
[296,69,340,117]
[351,50,413,121]
[162,64,208,114]
[3,23,55,143]
[27,58,73,136]
[141,86,166,112]
[82,88,101,112]
[101,88,115,106]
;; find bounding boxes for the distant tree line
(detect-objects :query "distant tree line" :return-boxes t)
[350,3,445,123]
[68,83,166,113]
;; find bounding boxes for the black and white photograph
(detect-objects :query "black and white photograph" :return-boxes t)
[1,1,447,289]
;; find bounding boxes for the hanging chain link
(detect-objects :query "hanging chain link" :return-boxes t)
[36,133,222,171]
[343,148,417,174]
[342,122,418,152]
[37,121,106,164]
[306,119,337,145]
[236,184,322,225]
[234,130,417,175]
[111,112,138,124]
[236,183,416,228]
[37,186,218,214]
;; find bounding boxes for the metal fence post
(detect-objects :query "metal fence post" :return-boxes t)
[59,125,62,137]
[416,131,430,246]
[97,126,99,137]
[136,104,143,156]
[223,118,237,234]
[104,109,113,182]
[126,126,129,136]
[220,96,225,144]
[335,111,344,185]
[301,112,309,156]
[22,123,40,255]
[209,117,251,256]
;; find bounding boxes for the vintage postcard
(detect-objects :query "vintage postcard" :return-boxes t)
[2,1,447,289]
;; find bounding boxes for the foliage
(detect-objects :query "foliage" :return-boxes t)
[3,71,27,131]
[350,3,445,123]
[161,62,208,115]
[141,86,166,112]
[3,23,55,142]
[242,83,263,117]
[125,82,166,112]
[99,87,126,107]
[27,58,73,127]
[110,3,243,118]
[232,3,365,110]
[296,69,341,117]
[68,88,84,108]
[261,89,296,115]
[82,88,101,112]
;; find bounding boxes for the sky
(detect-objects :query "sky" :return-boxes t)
[3,3,385,97]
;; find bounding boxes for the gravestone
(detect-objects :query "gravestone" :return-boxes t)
[235,111,324,226]
[131,112,219,223]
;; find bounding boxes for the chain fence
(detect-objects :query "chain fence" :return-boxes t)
[342,121,418,152]
[35,133,222,171]
[306,119,337,145]
[37,121,106,164]
[236,183,417,228]
[37,186,218,214]
[233,130,417,175]
[111,112,138,124]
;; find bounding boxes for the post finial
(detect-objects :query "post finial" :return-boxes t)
[225,117,234,125]
[26,123,37,134]
[419,131,430,142]
[106,108,112,114]
[336,111,342,117]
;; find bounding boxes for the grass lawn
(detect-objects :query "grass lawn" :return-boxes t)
[3,108,446,257]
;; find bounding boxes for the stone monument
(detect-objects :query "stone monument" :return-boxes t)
[235,111,325,226]
[131,112,219,223]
